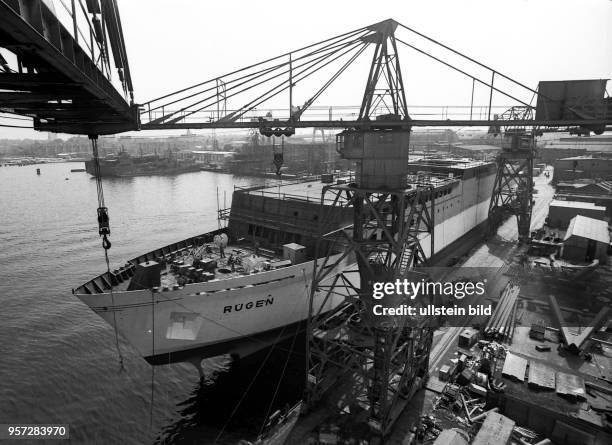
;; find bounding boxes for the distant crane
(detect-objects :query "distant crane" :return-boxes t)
[488,106,538,243]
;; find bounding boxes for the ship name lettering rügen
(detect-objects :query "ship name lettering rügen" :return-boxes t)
[223,297,274,313]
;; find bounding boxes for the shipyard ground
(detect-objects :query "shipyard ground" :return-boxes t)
[287,167,612,444]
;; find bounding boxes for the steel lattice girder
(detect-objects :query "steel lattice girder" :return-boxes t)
[305,184,435,437]
[488,131,535,241]
[0,0,137,135]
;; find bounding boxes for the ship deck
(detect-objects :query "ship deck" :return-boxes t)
[117,243,287,293]
[236,175,356,205]
[74,231,289,295]
[236,168,462,203]
[240,179,331,203]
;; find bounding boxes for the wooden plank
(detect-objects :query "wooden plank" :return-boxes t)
[502,353,527,381]
[433,429,469,445]
[556,372,586,399]
[527,361,556,390]
[472,412,515,445]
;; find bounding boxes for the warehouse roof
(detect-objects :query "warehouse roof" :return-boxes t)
[556,181,595,189]
[557,180,612,193]
[597,181,612,193]
[452,144,501,151]
[556,372,586,399]
[558,155,594,160]
[564,215,610,244]
[550,200,606,210]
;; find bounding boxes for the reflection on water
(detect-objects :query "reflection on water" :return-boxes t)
[156,336,305,445]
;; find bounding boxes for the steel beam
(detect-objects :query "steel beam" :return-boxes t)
[140,118,612,131]
[34,118,139,135]
[0,1,130,111]
[0,73,80,90]
[0,92,89,103]
[0,0,138,134]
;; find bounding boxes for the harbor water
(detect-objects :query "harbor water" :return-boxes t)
[0,162,304,444]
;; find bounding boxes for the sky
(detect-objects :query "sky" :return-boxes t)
[1,0,611,140]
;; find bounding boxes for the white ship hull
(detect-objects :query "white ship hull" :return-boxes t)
[76,254,349,363]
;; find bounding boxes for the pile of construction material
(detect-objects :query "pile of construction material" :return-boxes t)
[427,406,550,445]
[419,383,487,442]
[483,283,520,343]
[421,342,509,442]
[421,335,562,445]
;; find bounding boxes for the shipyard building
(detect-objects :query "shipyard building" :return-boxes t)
[553,156,612,182]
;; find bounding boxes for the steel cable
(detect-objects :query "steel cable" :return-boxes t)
[90,135,125,372]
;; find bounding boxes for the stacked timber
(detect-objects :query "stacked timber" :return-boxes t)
[483,283,520,343]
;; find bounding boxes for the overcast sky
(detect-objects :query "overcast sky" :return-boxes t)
[1,0,611,140]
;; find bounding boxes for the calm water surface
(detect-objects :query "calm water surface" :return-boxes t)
[0,163,304,444]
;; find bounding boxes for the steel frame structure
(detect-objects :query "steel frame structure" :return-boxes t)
[2,12,610,135]
[138,18,611,135]
[358,20,408,120]
[305,181,436,437]
[488,107,537,242]
[488,132,535,242]
[139,117,611,131]
[0,0,137,135]
[302,21,441,439]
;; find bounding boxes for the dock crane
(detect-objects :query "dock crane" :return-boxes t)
[488,106,538,243]
[303,21,435,437]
